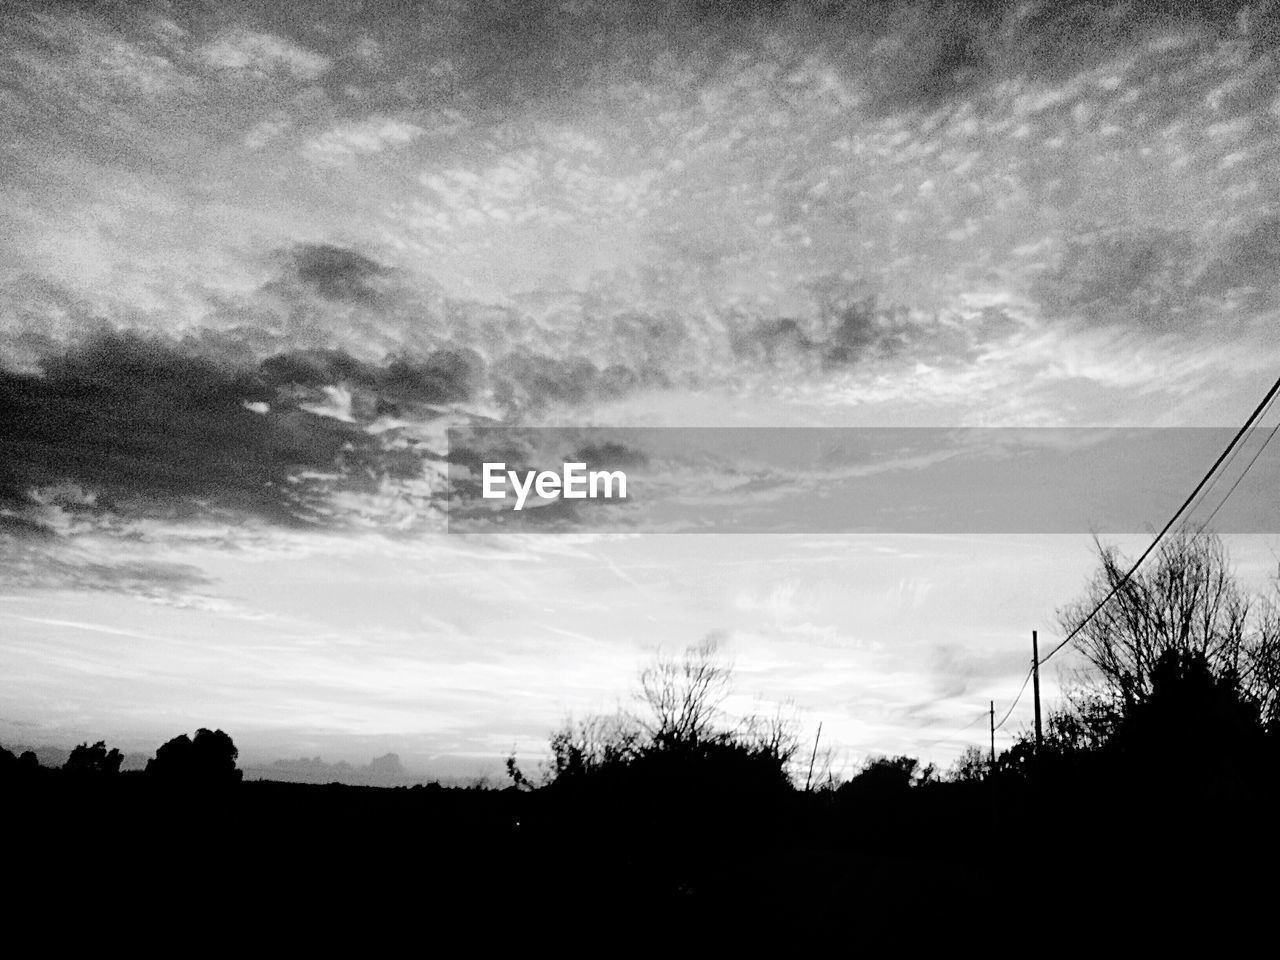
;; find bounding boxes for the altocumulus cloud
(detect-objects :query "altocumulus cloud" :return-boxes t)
[3,0,1280,590]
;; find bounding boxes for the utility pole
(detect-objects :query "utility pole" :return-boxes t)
[804,721,823,792]
[1032,629,1043,754]
[989,699,995,766]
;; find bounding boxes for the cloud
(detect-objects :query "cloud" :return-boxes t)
[303,118,425,165]
[0,536,211,603]
[244,117,292,150]
[198,27,331,81]
[1201,214,1280,297]
[1031,226,1202,328]
[0,331,376,529]
[0,295,503,547]
[260,345,485,411]
[4,0,1279,549]
[278,243,394,304]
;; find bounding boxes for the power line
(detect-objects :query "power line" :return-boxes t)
[1184,392,1276,521]
[920,710,989,751]
[922,375,1280,760]
[1200,418,1280,530]
[993,665,1033,731]
[1038,373,1280,667]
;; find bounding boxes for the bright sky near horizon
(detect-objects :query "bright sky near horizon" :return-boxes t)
[2,0,1278,780]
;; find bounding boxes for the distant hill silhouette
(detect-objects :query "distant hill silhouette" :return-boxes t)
[243,752,439,787]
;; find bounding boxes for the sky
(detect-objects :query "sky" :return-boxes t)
[1,0,1279,781]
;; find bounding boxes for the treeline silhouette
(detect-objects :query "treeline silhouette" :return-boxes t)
[3,727,241,783]
[5,532,1278,933]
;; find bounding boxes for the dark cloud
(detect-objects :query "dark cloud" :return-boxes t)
[8,0,1276,162]
[571,440,649,471]
[0,513,55,539]
[32,0,1260,134]
[0,314,506,539]
[379,350,485,406]
[244,245,796,414]
[411,0,1267,118]
[729,296,968,369]
[492,351,603,413]
[259,346,484,412]
[4,232,1007,447]
[285,243,392,304]
[0,331,374,527]
[258,347,381,390]
[843,1,1280,112]
[445,1,1276,113]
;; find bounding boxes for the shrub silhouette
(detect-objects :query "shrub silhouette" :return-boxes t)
[839,754,936,800]
[505,638,802,872]
[514,638,801,797]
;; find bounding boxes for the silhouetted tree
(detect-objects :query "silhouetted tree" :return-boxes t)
[639,635,732,751]
[147,733,193,778]
[504,754,532,791]
[945,745,989,783]
[192,728,240,780]
[737,700,803,773]
[1245,588,1280,729]
[1059,531,1278,728]
[64,741,124,776]
[842,754,936,797]
[146,728,241,784]
[546,710,643,781]
[1115,648,1264,778]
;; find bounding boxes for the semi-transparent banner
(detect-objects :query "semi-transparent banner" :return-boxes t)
[444,427,1279,534]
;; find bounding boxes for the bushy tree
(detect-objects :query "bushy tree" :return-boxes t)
[842,754,936,797]
[1117,647,1264,772]
[64,741,124,776]
[547,710,643,781]
[1058,531,1279,728]
[992,533,1280,791]
[146,728,241,784]
[191,728,239,780]
[945,745,990,783]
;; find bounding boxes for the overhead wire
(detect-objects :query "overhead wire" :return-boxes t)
[923,373,1280,757]
[1183,391,1276,522]
[1037,373,1280,667]
[919,709,990,751]
[1199,417,1280,531]
[992,665,1034,731]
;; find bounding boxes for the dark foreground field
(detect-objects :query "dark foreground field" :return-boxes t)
[7,761,1273,944]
